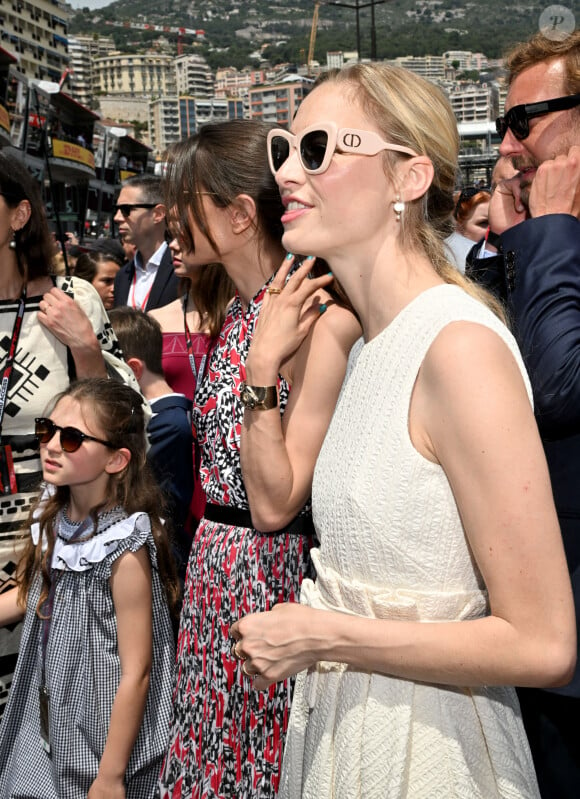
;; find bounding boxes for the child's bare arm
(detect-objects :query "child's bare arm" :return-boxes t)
[88,547,153,799]
[0,587,24,627]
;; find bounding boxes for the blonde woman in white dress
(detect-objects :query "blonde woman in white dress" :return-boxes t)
[231,64,576,799]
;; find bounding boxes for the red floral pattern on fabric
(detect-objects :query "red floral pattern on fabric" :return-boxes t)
[158,282,314,799]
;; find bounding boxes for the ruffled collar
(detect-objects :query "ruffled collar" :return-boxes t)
[50,512,148,572]
[30,489,148,572]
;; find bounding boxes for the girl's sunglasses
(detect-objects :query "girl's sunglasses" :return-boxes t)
[495,93,580,141]
[35,418,115,453]
[267,122,418,176]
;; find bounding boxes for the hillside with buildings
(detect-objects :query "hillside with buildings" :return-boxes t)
[68,0,552,65]
[0,0,564,238]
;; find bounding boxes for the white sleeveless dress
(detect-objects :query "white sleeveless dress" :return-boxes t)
[279,285,540,799]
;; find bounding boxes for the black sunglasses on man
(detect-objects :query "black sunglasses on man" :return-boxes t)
[114,203,157,218]
[496,93,580,141]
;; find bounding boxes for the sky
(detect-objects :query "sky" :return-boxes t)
[68,0,116,9]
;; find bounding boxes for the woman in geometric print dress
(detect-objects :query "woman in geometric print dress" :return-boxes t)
[158,120,360,798]
[0,151,128,718]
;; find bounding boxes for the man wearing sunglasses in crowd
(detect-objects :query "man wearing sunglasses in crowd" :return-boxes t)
[466,30,580,799]
[113,174,178,311]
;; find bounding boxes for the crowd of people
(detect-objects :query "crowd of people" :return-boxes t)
[0,28,578,799]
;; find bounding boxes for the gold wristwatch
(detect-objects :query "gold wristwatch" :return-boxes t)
[240,382,278,411]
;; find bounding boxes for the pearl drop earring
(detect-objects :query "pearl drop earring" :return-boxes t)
[8,228,17,250]
[393,198,405,222]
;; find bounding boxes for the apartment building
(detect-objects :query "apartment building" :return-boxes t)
[389,54,446,82]
[448,81,499,123]
[93,52,176,97]
[149,95,179,155]
[174,53,214,98]
[443,50,489,72]
[67,34,115,109]
[248,76,311,126]
[0,0,69,82]
[215,66,265,98]
[149,94,245,157]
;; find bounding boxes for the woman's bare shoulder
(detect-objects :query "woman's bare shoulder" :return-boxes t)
[316,296,361,348]
[148,299,183,332]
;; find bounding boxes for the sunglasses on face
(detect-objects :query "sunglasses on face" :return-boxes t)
[496,93,580,141]
[267,122,418,176]
[114,203,157,218]
[35,418,115,453]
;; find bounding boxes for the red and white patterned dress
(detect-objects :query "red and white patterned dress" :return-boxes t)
[158,281,315,799]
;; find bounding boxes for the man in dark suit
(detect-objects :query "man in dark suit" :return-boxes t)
[466,30,580,798]
[113,174,178,311]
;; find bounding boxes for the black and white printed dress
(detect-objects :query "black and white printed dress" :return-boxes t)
[158,281,316,799]
[0,504,175,799]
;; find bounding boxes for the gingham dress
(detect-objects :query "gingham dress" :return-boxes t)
[158,281,315,799]
[0,505,175,799]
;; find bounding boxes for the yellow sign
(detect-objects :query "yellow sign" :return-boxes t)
[0,105,9,133]
[52,138,95,169]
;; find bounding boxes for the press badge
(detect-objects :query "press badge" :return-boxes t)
[39,685,51,754]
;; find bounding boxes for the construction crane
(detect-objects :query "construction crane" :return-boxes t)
[307,2,321,76]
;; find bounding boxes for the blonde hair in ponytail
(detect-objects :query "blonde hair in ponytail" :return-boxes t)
[315,64,506,322]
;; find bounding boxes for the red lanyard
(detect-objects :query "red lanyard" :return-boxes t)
[129,269,153,311]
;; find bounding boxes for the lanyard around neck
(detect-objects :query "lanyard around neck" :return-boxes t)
[130,268,153,310]
[183,292,209,387]
[0,286,26,436]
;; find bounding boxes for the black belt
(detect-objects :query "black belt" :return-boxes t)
[204,502,314,537]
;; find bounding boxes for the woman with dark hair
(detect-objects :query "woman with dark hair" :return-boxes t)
[74,248,124,310]
[148,235,233,529]
[0,151,125,718]
[158,120,360,798]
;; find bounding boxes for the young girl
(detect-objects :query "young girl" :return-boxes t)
[0,378,179,799]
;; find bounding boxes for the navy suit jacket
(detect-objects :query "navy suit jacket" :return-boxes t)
[468,214,580,696]
[113,244,179,310]
[147,393,194,581]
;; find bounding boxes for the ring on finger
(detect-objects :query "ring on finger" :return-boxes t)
[242,661,260,679]
[266,287,282,295]
[232,641,245,661]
